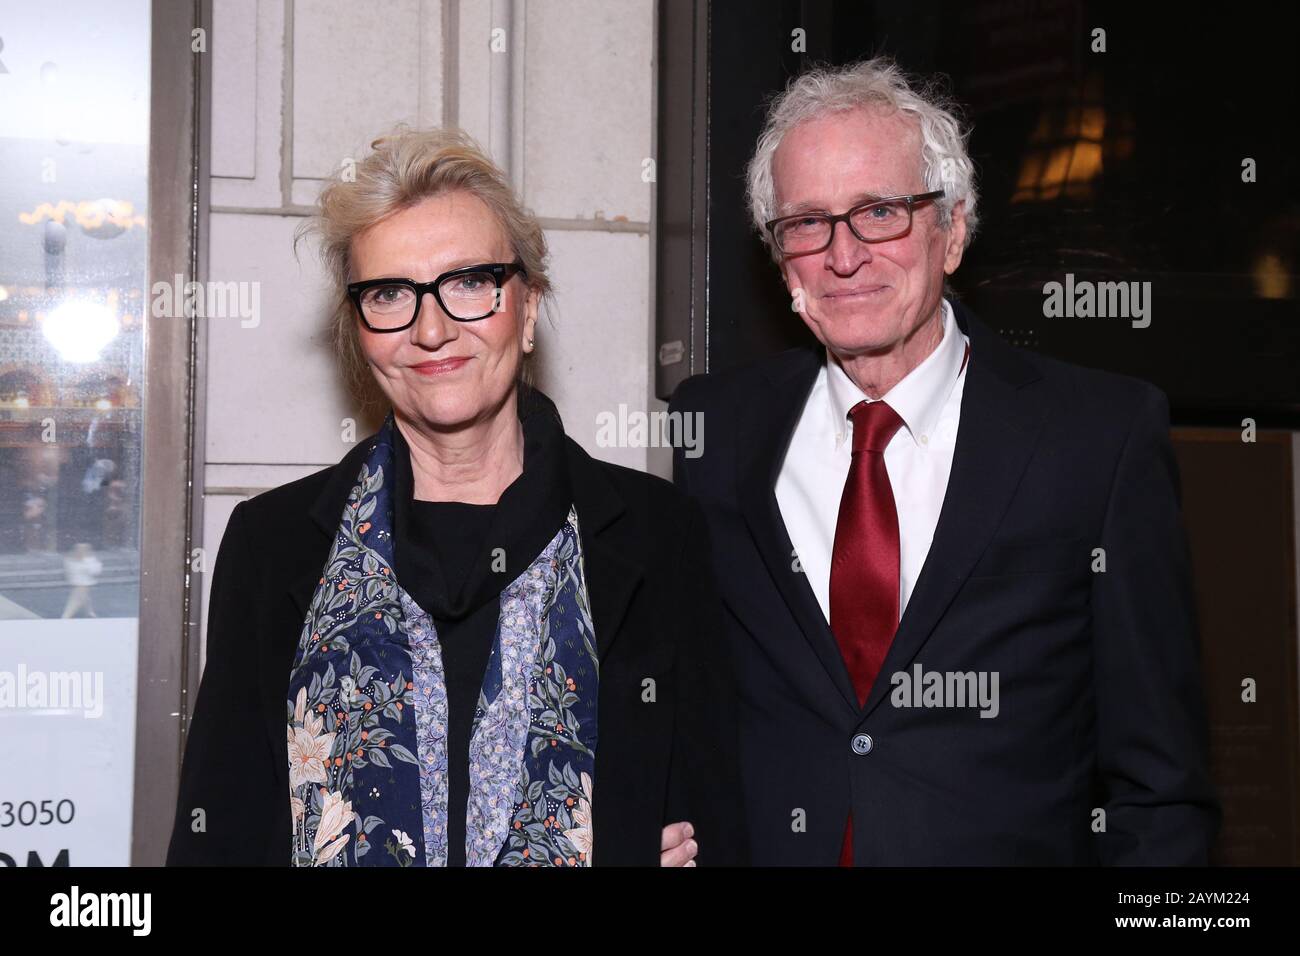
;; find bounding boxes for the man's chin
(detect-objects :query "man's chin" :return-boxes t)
[807,320,900,360]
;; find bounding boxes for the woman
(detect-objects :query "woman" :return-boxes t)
[166,128,746,867]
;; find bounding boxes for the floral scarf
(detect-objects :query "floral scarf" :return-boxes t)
[286,414,599,866]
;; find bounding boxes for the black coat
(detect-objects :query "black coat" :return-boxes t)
[166,411,748,866]
[670,298,1220,865]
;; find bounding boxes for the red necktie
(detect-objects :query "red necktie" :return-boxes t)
[830,399,904,866]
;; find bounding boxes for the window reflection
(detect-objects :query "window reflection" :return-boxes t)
[0,0,151,869]
[0,3,148,622]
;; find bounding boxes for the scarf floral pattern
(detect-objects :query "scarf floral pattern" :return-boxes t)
[286,415,599,866]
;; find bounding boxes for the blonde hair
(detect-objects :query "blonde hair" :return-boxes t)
[298,126,553,410]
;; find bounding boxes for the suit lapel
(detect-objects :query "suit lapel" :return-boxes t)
[564,437,642,663]
[738,347,862,713]
[285,436,376,623]
[861,301,1049,717]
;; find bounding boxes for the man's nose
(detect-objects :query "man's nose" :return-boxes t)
[825,218,872,273]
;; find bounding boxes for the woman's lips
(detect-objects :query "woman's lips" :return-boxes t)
[409,356,472,375]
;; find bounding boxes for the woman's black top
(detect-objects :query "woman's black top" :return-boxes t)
[390,392,571,866]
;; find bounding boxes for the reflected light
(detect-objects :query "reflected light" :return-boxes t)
[41,298,120,363]
[1251,253,1292,300]
[1012,96,1113,203]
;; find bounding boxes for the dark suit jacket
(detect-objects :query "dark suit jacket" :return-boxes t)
[167,415,747,866]
[670,297,1219,865]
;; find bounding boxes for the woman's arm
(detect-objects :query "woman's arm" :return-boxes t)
[166,502,281,865]
[663,498,750,866]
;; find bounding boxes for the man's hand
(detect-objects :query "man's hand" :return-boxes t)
[660,821,698,866]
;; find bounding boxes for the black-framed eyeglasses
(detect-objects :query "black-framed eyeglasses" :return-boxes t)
[346,261,527,331]
[765,190,945,255]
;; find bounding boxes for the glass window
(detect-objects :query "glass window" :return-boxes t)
[0,0,151,867]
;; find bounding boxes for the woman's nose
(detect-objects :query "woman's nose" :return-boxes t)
[411,290,459,348]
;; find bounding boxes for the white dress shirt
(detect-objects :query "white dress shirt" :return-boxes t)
[775,298,969,623]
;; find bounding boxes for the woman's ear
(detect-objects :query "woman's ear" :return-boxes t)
[522,285,540,352]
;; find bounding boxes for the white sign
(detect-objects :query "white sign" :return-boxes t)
[0,617,138,866]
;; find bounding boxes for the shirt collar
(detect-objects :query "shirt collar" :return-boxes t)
[825,298,969,450]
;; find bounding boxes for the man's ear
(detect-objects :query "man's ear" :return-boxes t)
[779,261,805,312]
[943,199,968,275]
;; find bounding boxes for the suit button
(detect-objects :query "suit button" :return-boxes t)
[851,733,873,755]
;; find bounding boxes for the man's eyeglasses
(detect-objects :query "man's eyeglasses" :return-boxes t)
[347,261,527,332]
[765,190,945,256]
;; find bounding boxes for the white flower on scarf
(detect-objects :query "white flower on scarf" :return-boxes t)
[392,829,416,858]
[563,771,594,864]
[288,724,335,789]
[314,790,354,864]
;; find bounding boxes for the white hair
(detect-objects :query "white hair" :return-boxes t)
[746,57,979,261]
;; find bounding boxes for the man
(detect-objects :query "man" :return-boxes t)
[670,58,1219,865]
